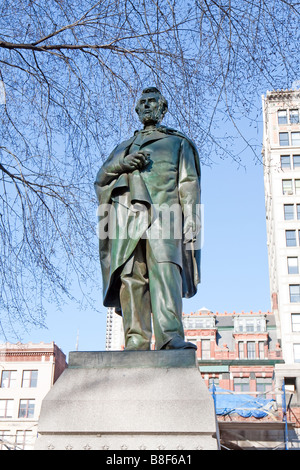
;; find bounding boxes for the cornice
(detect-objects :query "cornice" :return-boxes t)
[266,89,300,101]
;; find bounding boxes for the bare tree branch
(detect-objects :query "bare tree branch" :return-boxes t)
[0,0,299,337]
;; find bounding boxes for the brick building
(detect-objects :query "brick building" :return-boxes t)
[183,308,300,449]
[183,307,283,394]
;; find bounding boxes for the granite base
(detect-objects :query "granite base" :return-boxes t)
[35,350,219,450]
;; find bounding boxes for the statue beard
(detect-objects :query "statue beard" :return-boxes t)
[138,107,164,126]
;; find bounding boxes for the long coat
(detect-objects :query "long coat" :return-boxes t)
[94,126,201,313]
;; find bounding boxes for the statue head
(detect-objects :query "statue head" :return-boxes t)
[135,87,168,126]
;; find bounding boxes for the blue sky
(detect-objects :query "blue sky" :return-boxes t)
[17,112,271,359]
[192,157,270,315]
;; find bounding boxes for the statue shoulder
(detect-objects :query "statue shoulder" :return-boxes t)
[158,126,200,176]
[158,125,197,149]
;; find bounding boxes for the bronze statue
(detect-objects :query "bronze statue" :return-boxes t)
[95,87,201,350]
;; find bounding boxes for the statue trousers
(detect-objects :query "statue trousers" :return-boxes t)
[120,238,184,350]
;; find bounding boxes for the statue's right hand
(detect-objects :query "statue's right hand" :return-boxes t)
[121,152,149,172]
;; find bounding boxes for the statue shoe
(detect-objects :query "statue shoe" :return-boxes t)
[124,336,151,351]
[161,336,197,350]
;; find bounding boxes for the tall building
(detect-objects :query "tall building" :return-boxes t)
[105,307,124,351]
[262,88,300,399]
[0,342,67,450]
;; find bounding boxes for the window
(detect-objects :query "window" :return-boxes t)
[288,257,299,274]
[256,378,273,398]
[247,341,256,359]
[291,132,300,146]
[278,110,288,124]
[0,400,14,418]
[238,342,244,359]
[1,371,17,388]
[195,317,215,329]
[293,344,300,363]
[295,180,300,195]
[285,377,296,392]
[281,155,291,169]
[290,109,299,124]
[280,132,289,146]
[297,204,300,219]
[284,204,294,220]
[291,314,300,332]
[293,155,300,168]
[246,320,255,332]
[290,285,300,303]
[18,400,35,419]
[194,319,203,328]
[258,341,265,359]
[282,179,293,194]
[209,377,219,388]
[234,378,250,393]
[15,430,33,450]
[0,431,10,450]
[22,370,38,388]
[201,339,210,359]
[235,317,266,333]
[183,316,215,329]
[286,230,297,246]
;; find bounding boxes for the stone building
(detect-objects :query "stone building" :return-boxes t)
[0,342,67,450]
[262,88,300,407]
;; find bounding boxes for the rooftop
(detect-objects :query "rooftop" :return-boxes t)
[183,310,273,317]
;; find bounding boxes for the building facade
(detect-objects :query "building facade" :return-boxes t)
[262,88,300,404]
[183,308,283,394]
[105,307,124,351]
[0,342,67,450]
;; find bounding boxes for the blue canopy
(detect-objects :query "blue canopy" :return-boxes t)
[209,386,276,419]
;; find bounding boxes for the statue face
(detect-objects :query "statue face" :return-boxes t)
[136,92,164,125]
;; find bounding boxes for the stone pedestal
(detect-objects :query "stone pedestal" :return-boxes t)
[35,350,219,450]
